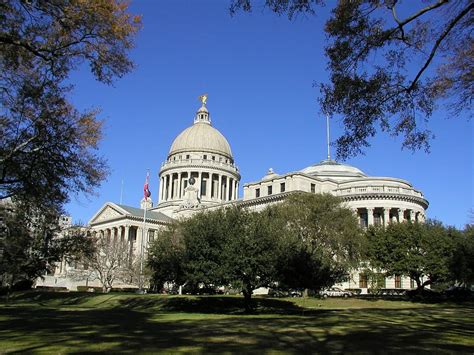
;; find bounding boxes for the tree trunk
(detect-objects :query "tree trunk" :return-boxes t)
[242,282,253,313]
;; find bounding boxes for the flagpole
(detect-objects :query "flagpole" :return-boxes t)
[140,200,147,292]
[139,170,150,293]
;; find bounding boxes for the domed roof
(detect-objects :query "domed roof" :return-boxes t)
[301,159,366,180]
[169,122,233,159]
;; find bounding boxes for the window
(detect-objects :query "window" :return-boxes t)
[374,213,382,226]
[310,183,315,193]
[203,155,207,160]
[268,185,272,195]
[256,188,260,198]
[410,278,415,289]
[212,156,215,161]
[280,182,285,193]
[186,154,190,159]
[359,274,368,288]
[394,275,402,288]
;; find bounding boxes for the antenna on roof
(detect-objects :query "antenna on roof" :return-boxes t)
[326,113,331,161]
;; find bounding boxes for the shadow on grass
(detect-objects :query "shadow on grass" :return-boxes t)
[1,295,473,353]
[118,295,304,315]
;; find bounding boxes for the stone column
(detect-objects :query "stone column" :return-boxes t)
[206,175,211,200]
[159,176,163,203]
[367,208,374,226]
[409,209,415,222]
[124,225,130,242]
[197,171,202,198]
[383,207,390,227]
[218,174,223,201]
[177,172,182,199]
[397,208,404,223]
[228,178,233,201]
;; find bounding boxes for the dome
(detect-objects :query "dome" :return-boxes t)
[301,159,366,180]
[169,122,233,159]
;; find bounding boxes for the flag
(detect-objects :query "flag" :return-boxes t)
[144,171,151,199]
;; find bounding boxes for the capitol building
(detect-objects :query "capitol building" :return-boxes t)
[39,97,429,292]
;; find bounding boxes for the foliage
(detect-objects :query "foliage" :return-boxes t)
[1,0,141,210]
[0,203,93,289]
[366,220,457,289]
[149,193,363,310]
[230,0,473,159]
[271,193,364,291]
[449,224,474,287]
[220,208,279,308]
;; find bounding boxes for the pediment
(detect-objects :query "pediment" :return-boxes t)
[89,204,125,225]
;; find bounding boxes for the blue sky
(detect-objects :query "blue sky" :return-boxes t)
[66,1,473,228]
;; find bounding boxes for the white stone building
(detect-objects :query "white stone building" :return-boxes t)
[42,97,429,293]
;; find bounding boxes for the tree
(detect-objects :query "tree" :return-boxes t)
[230,0,473,159]
[271,193,364,292]
[366,220,456,290]
[82,235,130,292]
[449,224,474,287]
[147,222,187,291]
[220,208,279,311]
[148,207,280,311]
[1,0,141,210]
[0,203,94,290]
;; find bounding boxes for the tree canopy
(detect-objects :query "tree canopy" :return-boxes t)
[366,220,457,289]
[270,193,364,291]
[148,193,364,310]
[1,0,141,211]
[230,0,473,159]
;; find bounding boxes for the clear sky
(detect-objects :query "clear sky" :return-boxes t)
[65,1,473,228]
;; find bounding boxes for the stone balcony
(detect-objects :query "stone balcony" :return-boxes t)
[160,158,240,175]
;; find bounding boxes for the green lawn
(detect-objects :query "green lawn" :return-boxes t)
[1,292,473,354]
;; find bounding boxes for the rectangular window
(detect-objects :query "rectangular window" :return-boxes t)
[268,185,272,195]
[310,183,316,193]
[374,213,382,226]
[359,214,368,228]
[410,278,415,289]
[203,155,207,160]
[359,274,368,288]
[186,154,190,159]
[256,188,260,198]
[395,275,402,288]
[280,182,285,193]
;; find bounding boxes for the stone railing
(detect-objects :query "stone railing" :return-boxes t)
[161,158,239,173]
[335,185,424,198]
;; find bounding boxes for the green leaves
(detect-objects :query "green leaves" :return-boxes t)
[366,220,458,289]
[148,193,364,300]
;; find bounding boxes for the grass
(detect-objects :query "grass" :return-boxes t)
[0,292,473,354]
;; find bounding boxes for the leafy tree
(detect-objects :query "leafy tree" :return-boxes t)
[0,203,94,290]
[366,220,456,290]
[1,0,141,210]
[148,222,187,291]
[271,193,364,292]
[220,208,279,311]
[449,224,474,287]
[148,207,280,311]
[231,0,473,159]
